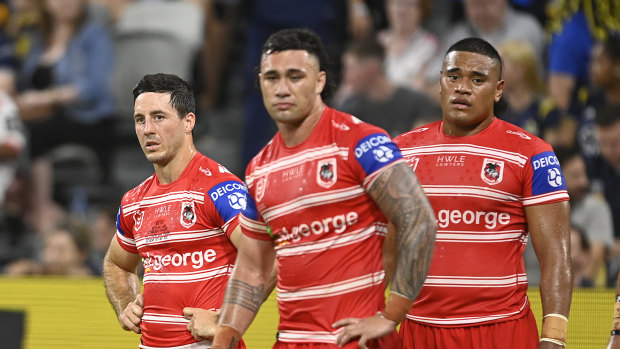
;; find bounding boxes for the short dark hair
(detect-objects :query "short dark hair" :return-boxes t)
[133,73,196,117]
[260,28,335,100]
[594,104,620,127]
[345,39,385,64]
[445,37,503,79]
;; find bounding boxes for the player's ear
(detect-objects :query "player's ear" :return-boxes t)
[495,79,505,103]
[184,113,196,134]
[316,71,326,95]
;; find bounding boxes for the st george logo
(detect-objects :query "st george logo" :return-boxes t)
[255,177,266,202]
[481,158,504,185]
[180,201,197,228]
[317,158,337,188]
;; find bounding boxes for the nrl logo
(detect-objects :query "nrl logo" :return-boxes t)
[317,158,337,188]
[180,201,197,228]
[481,158,504,185]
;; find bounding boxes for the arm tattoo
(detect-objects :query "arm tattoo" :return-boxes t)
[224,279,265,314]
[368,162,436,300]
[227,339,238,349]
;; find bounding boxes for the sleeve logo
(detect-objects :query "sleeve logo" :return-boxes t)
[373,146,395,163]
[480,158,504,185]
[180,201,197,228]
[317,158,337,188]
[531,151,566,195]
[228,192,247,210]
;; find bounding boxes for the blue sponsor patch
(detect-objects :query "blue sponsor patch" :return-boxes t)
[116,205,125,236]
[242,192,259,221]
[354,133,402,175]
[531,151,566,195]
[208,180,249,222]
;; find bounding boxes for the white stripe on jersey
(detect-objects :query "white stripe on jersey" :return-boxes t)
[277,270,384,301]
[262,185,366,221]
[123,191,205,215]
[523,191,569,206]
[139,339,212,349]
[116,230,136,247]
[275,223,387,257]
[246,144,349,186]
[400,144,528,166]
[406,296,529,325]
[423,273,528,288]
[239,214,268,235]
[423,185,521,202]
[436,229,524,243]
[135,228,226,249]
[143,264,232,284]
[142,312,189,325]
[277,329,344,344]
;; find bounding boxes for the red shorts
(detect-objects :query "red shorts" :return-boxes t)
[272,330,402,349]
[399,309,539,349]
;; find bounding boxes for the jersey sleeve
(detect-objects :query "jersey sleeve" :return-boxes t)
[206,179,248,238]
[351,128,405,190]
[115,203,138,253]
[522,144,570,206]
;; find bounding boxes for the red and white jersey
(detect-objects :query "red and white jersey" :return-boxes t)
[240,107,404,344]
[116,153,247,348]
[394,118,569,327]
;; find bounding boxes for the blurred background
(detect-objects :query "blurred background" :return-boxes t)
[0,0,618,347]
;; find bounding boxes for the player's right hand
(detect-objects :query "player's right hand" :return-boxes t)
[119,293,144,334]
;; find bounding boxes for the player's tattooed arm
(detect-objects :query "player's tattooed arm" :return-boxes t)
[368,161,437,301]
[224,280,265,313]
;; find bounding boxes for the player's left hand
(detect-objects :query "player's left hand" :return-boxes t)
[183,307,220,341]
[332,313,397,348]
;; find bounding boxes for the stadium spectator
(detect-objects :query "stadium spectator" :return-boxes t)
[103,74,247,348]
[589,104,620,286]
[337,38,441,137]
[394,37,572,349]
[570,225,592,287]
[498,40,571,148]
[556,146,613,287]
[545,0,620,114]
[3,219,94,276]
[575,33,620,160]
[14,0,116,235]
[201,28,436,349]
[377,0,439,94]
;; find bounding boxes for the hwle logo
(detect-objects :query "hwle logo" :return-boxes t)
[436,155,466,167]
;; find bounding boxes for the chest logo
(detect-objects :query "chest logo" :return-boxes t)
[134,210,144,231]
[317,158,337,188]
[481,158,504,185]
[255,177,266,202]
[180,201,197,228]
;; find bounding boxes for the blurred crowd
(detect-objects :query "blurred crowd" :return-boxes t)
[0,0,618,288]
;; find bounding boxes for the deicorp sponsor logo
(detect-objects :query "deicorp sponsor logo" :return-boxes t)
[209,181,248,210]
[531,151,566,195]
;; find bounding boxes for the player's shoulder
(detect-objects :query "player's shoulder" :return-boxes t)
[122,174,156,205]
[330,107,390,142]
[193,153,243,183]
[393,120,441,147]
[495,118,552,154]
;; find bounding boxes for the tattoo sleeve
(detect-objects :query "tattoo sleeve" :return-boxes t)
[368,161,437,300]
[224,279,265,314]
